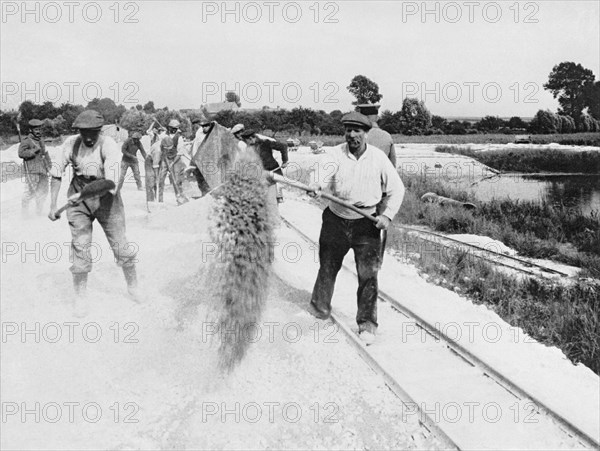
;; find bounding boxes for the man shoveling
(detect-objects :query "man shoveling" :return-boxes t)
[48,110,140,317]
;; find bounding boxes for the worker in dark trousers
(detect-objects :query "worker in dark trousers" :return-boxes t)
[48,110,140,317]
[18,119,52,217]
[307,112,405,346]
[117,131,147,192]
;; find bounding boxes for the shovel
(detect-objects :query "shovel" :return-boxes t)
[270,173,388,261]
[50,179,116,220]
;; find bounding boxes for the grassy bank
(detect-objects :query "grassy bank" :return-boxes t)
[393,132,600,146]
[397,174,600,277]
[388,226,599,374]
[390,173,599,373]
[435,146,600,173]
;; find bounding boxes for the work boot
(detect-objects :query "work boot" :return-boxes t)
[122,266,141,303]
[358,323,376,346]
[72,273,89,317]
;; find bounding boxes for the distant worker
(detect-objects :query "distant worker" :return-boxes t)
[117,131,147,192]
[240,129,288,210]
[230,123,247,152]
[356,104,396,168]
[47,110,140,316]
[185,119,213,197]
[158,119,189,205]
[307,112,405,345]
[145,125,164,202]
[18,119,52,217]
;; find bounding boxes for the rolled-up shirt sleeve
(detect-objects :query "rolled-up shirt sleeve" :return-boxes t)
[379,157,405,220]
[49,137,72,178]
[101,137,123,185]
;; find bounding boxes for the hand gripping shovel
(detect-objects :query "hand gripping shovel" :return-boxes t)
[270,173,388,261]
[50,179,116,220]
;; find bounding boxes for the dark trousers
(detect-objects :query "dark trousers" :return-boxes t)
[311,208,382,331]
[66,176,137,274]
[191,167,211,195]
[117,160,142,191]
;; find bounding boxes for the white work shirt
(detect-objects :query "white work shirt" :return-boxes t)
[311,143,405,220]
[51,134,121,184]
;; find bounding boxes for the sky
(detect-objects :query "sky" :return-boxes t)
[1,0,599,118]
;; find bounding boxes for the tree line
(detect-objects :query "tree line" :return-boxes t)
[1,61,598,139]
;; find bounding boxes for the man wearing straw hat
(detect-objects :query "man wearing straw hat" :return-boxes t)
[307,112,405,345]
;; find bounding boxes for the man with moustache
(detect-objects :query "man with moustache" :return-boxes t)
[307,112,405,345]
[48,110,140,315]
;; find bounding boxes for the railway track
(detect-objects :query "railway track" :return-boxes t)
[278,210,598,450]
[394,225,572,279]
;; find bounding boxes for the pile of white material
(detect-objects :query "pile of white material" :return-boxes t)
[465,143,600,152]
[447,233,518,256]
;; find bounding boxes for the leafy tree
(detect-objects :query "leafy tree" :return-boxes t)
[399,98,431,134]
[143,101,156,114]
[507,116,527,129]
[86,98,126,124]
[225,91,242,107]
[58,103,84,132]
[446,120,467,135]
[431,115,447,130]
[476,116,504,132]
[544,62,595,121]
[529,110,560,134]
[346,75,382,105]
[119,110,153,134]
[584,81,600,120]
[378,110,402,134]
[557,115,576,133]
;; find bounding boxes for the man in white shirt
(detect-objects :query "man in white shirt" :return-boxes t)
[48,110,140,314]
[308,112,405,345]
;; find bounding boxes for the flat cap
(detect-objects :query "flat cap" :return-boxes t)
[356,104,380,116]
[200,119,213,127]
[168,119,181,128]
[72,110,104,129]
[240,129,256,139]
[28,119,44,127]
[131,132,142,139]
[341,112,372,130]
[230,123,245,134]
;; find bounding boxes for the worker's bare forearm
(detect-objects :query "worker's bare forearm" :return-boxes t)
[49,177,62,209]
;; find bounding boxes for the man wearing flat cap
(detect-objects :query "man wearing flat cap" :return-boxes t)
[18,119,52,217]
[308,111,405,345]
[48,109,140,315]
[356,104,396,168]
[117,131,147,192]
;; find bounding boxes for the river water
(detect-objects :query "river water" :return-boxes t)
[467,174,600,216]
[394,144,600,217]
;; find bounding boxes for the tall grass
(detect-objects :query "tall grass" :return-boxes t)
[398,174,600,277]
[388,227,600,374]
[435,146,600,173]
[392,132,600,146]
